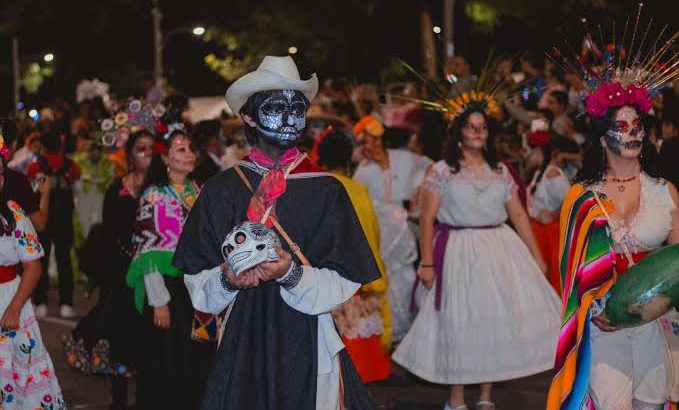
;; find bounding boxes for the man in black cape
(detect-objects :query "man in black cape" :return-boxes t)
[173,55,379,409]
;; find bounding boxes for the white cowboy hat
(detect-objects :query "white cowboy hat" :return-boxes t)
[225,56,319,114]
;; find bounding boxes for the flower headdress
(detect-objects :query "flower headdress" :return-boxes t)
[397,52,517,122]
[548,4,679,118]
[97,98,166,148]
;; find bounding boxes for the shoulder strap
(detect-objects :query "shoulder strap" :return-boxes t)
[233,165,310,266]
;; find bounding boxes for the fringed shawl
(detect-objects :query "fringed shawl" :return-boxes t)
[547,184,677,410]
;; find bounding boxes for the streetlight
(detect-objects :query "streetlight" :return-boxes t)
[151,0,206,87]
[288,46,298,55]
[10,36,56,114]
[433,25,442,34]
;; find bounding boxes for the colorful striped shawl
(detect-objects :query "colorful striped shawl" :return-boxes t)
[547,185,677,410]
[547,184,615,410]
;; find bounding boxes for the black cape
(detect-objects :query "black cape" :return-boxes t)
[173,160,380,410]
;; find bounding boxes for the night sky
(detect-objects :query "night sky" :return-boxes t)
[1,0,676,114]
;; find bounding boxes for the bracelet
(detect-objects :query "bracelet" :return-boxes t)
[278,261,303,290]
[219,264,238,292]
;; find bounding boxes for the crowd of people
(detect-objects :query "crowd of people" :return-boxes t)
[0,24,678,410]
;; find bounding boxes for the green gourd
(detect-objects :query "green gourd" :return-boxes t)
[605,244,679,328]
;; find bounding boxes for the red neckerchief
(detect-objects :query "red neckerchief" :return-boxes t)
[246,147,303,227]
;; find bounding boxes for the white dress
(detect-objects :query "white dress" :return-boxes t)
[588,174,675,408]
[392,160,561,384]
[0,201,65,409]
[353,149,432,341]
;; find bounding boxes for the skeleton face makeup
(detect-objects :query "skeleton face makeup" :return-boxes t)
[604,105,645,156]
[222,221,281,275]
[255,90,308,147]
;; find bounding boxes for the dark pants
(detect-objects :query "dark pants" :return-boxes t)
[34,230,74,306]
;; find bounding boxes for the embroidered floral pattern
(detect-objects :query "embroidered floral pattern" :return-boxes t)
[0,383,15,406]
[62,335,132,378]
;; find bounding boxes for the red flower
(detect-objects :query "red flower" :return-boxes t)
[12,373,19,382]
[586,93,609,117]
[40,368,50,378]
[152,141,167,155]
[156,123,169,135]
[43,394,52,403]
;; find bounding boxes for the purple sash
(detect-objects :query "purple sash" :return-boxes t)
[411,223,501,312]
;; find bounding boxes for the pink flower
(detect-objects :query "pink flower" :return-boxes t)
[625,84,652,114]
[586,93,609,117]
[43,394,52,403]
[599,82,626,107]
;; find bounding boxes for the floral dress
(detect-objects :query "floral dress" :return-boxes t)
[0,201,65,409]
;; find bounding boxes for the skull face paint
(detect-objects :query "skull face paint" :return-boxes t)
[604,106,645,156]
[255,90,307,147]
[222,221,281,275]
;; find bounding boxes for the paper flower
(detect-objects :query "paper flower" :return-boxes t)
[114,112,129,126]
[101,132,117,147]
[152,104,166,118]
[128,99,142,113]
[100,118,114,131]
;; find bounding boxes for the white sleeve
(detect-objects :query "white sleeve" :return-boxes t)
[143,272,171,307]
[183,266,239,314]
[278,265,360,315]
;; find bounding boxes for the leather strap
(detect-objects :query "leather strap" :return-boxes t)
[233,165,311,267]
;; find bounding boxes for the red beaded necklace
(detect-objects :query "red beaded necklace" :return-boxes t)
[603,175,637,192]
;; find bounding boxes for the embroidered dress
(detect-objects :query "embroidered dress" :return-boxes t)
[0,201,64,409]
[392,161,561,384]
[126,183,214,410]
[548,175,678,410]
[63,178,144,377]
[353,148,431,341]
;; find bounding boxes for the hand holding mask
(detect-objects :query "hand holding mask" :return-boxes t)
[222,221,281,276]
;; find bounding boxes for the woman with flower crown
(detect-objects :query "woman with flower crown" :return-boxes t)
[392,96,561,409]
[547,17,679,409]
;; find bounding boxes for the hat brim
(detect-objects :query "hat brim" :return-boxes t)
[226,69,319,114]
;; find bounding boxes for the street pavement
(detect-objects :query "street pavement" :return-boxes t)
[39,285,550,409]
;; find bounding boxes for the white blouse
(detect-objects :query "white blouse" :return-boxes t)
[423,160,516,227]
[0,201,44,265]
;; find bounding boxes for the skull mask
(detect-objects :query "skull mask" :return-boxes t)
[222,221,281,275]
[254,90,308,147]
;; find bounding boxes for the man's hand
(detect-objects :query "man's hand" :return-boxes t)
[591,312,617,332]
[223,264,260,290]
[255,247,292,282]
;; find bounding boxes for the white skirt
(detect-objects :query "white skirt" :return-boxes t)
[0,277,65,409]
[392,224,561,384]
